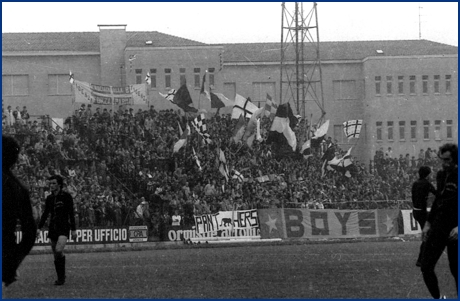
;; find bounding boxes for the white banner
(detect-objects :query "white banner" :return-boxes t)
[194,210,259,234]
[401,209,422,235]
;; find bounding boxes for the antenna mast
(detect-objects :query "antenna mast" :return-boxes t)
[280,2,325,121]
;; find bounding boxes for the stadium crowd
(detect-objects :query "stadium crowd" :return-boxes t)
[2,103,441,237]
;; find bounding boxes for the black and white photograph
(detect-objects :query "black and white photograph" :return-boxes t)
[2,1,458,298]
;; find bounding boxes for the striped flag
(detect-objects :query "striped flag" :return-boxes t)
[218,148,229,181]
[264,93,278,117]
[173,122,190,153]
[343,119,363,139]
[266,103,297,151]
[311,120,330,147]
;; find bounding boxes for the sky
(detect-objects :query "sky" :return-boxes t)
[2,2,458,46]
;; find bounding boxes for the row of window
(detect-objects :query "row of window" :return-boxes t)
[135,68,216,89]
[375,74,452,96]
[375,120,454,142]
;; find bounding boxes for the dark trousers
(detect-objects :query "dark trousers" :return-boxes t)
[420,227,458,298]
[413,209,427,263]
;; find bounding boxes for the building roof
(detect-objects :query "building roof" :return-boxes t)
[219,40,458,63]
[2,30,457,62]
[125,31,205,48]
[2,31,205,52]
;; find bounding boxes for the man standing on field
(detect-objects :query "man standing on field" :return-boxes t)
[37,175,77,286]
[420,143,457,299]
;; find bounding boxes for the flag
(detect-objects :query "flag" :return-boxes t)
[327,147,354,178]
[243,107,264,147]
[266,103,297,151]
[256,118,262,142]
[173,84,198,113]
[177,121,183,136]
[159,89,176,102]
[232,94,258,119]
[173,122,190,153]
[301,139,312,159]
[204,91,234,109]
[191,113,212,144]
[311,120,330,147]
[343,119,363,139]
[192,147,202,171]
[264,93,278,117]
[321,142,336,162]
[232,115,247,143]
[218,148,229,181]
[69,71,74,84]
[200,73,206,94]
[232,169,244,182]
[145,72,151,85]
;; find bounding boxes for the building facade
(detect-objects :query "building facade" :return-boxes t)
[2,25,457,163]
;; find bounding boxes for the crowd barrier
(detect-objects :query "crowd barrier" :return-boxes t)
[22,209,422,247]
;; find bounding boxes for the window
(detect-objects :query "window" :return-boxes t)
[445,75,452,94]
[252,82,276,106]
[434,75,440,94]
[194,68,201,89]
[149,69,157,89]
[387,121,394,141]
[135,69,142,84]
[375,76,381,95]
[398,76,404,95]
[422,75,428,94]
[423,120,430,140]
[434,120,442,141]
[2,74,29,96]
[410,121,417,140]
[399,121,405,141]
[333,80,357,100]
[179,68,186,86]
[48,74,72,95]
[386,76,393,95]
[446,120,453,139]
[223,82,236,100]
[333,125,345,144]
[165,68,171,88]
[409,75,416,95]
[208,68,215,89]
[376,121,382,141]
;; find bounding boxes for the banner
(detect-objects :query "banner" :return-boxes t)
[193,210,260,235]
[128,225,148,242]
[400,209,423,235]
[258,209,400,239]
[19,227,131,245]
[74,80,148,105]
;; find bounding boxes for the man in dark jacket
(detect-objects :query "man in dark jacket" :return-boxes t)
[37,175,77,286]
[2,135,37,287]
[420,143,458,299]
[411,165,436,267]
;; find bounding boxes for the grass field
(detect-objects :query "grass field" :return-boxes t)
[3,240,457,299]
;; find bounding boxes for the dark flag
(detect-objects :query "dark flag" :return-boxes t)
[173,84,198,113]
[267,103,297,151]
